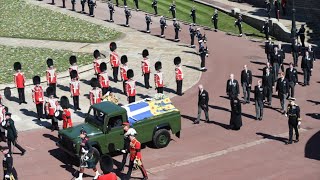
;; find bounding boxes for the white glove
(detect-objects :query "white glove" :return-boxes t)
[4,174,10,179]
[298,121,301,125]
[121,150,127,154]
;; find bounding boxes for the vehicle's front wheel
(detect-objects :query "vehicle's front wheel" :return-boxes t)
[153,129,171,149]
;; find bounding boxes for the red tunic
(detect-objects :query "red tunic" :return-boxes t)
[97,173,118,180]
[120,65,128,81]
[45,98,59,116]
[175,66,183,80]
[110,52,120,67]
[70,80,80,96]
[141,58,150,74]
[62,109,72,129]
[90,88,102,105]
[99,72,110,88]
[125,80,136,97]
[46,68,57,84]
[14,72,25,88]
[130,138,142,161]
[154,72,164,88]
[93,59,102,74]
[32,86,44,104]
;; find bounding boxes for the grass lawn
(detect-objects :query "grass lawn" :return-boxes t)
[107,0,264,37]
[0,45,92,84]
[0,0,120,43]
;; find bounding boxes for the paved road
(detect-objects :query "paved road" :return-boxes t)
[1,0,319,179]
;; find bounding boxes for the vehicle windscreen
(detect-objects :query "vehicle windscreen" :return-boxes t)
[86,108,105,129]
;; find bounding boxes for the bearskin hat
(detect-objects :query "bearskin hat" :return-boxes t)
[47,58,54,68]
[33,76,41,85]
[99,155,114,174]
[90,78,100,88]
[155,61,162,71]
[93,50,101,59]
[69,55,77,65]
[109,42,117,51]
[174,56,181,65]
[13,62,22,71]
[127,69,134,79]
[60,96,70,109]
[120,55,128,64]
[142,49,149,58]
[46,86,54,97]
[100,62,107,72]
[70,70,78,79]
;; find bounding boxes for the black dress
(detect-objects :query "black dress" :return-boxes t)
[230,99,242,130]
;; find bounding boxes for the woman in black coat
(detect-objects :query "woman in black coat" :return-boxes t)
[229,98,242,130]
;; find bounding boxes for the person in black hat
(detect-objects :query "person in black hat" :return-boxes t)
[61,96,73,129]
[160,16,167,38]
[45,87,60,131]
[190,6,196,25]
[13,62,27,105]
[141,49,151,89]
[125,69,136,103]
[285,97,301,144]
[212,9,218,32]
[174,57,183,96]
[69,55,79,80]
[46,58,58,98]
[194,84,209,124]
[4,113,26,155]
[169,2,176,19]
[99,62,110,96]
[70,70,81,111]
[98,155,117,179]
[32,76,44,120]
[120,55,129,95]
[154,61,164,94]
[88,0,96,17]
[189,25,196,48]
[145,13,152,33]
[124,6,132,27]
[173,19,181,42]
[108,1,115,22]
[89,78,102,106]
[1,146,18,180]
[110,42,120,82]
[152,0,158,15]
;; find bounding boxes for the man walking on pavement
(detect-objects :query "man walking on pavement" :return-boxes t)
[301,51,313,86]
[265,38,274,62]
[194,85,209,124]
[262,67,274,106]
[1,147,18,180]
[271,46,281,81]
[285,97,301,144]
[119,122,137,172]
[226,74,240,102]
[291,38,301,67]
[285,63,298,98]
[254,80,265,120]
[276,72,289,114]
[241,65,252,104]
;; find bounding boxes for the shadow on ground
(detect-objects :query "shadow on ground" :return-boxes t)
[305,130,320,161]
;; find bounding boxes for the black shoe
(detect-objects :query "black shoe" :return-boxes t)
[193,121,199,124]
[23,101,28,104]
[206,120,210,123]
[77,108,81,110]
[294,139,299,143]
[256,118,259,120]
[286,141,292,145]
[21,150,26,156]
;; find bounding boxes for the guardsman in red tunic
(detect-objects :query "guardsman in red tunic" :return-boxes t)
[120,55,129,95]
[93,50,102,79]
[141,49,151,89]
[70,70,81,111]
[32,76,44,120]
[154,61,164,94]
[13,62,27,105]
[90,78,102,105]
[0,104,7,142]
[109,42,120,82]
[99,62,110,96]
[126,134,148,180]
[60,96,72,129]
[174,57,183,96]
[69,55,79,80]
[45,87,60,131]
[126,69,136,104]
[97,155,118,180]
[46,58,58,98]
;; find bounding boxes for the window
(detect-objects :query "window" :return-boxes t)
[108,115,123,129]
[86,108,105,127]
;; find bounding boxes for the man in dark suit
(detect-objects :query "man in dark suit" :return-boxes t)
[254,80,265,120]
[271,47,281,81]
[291,38,301,67]
[240,65,252,104]
[226,74,240,101]
[265,38,274,62]
[276,72,289,114]
[278,43,285,72]
[194,85,209,124]
[285,63,298,98]
[4,113,26,155]
[301,51,313,86]
[263,62,274,76]
[262,67,274,106]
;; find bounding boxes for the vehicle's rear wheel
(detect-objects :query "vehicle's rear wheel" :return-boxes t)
[87,147,100,168]
[153,129,171,149]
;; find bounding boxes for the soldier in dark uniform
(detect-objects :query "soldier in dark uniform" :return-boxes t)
[124,6,131,27]
[88,0,95,17]
[262,19,270,40]
[234,14,243,37]
[226,74,240,102]
[194,85,209,124]
[99,155,118,179]
[240,65,252,104]
[189,25,196,48]
[133,0,139,10]
[265,38,274,62]
[173,19,181,42]
[212,9,218,32]
[291,38,301,67]
[265,0,271,18]
[174,57,183,96]
[145,14,152,33]
[71,0,76,11]
[285,63,298,98]
[4,113,26,155]
[190,6,196,25]
[81,0,86,14]
[254,80,265,120]
[152,0,158,15]
[278,43,285,72]
[1,147,17,180]
[262,67,274,106]
[285,97,301,144]
[160,16,167,38]
[297,24,305,47]
[274,0,280,20]
[276,72,289,114]
[301,51,313,86]
[199,45,209,71]
[169,2,176,19]
[108,1,115,22]
[229,98,242,130]
[271,47,281,81]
